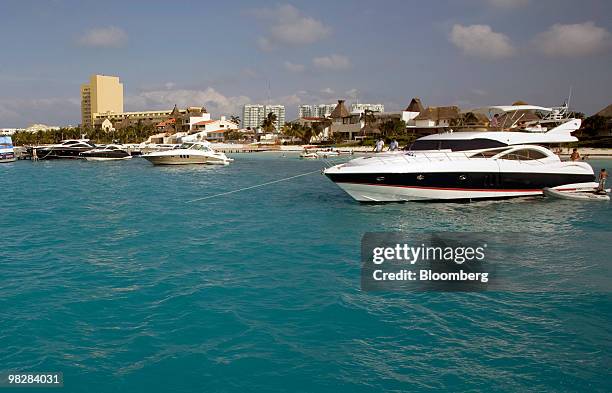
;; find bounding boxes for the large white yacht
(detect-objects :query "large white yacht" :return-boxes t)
[142,141,233,165]
[324,106,598,202]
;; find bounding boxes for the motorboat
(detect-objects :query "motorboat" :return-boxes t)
[299,147,349,159]
[27,139,96,160]
[0,136,16,163]
[142,141,233,165]
[324,106,599,202]
[79,144,132,161]
[543,187,610,201]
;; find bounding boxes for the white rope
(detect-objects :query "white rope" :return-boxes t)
[186,169,323,203]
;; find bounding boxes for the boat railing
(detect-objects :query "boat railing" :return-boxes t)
[366,151,552,166]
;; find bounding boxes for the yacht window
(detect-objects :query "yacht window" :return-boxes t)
[499,149,548,161]
[469,148,510,158]
[409,138,507,152]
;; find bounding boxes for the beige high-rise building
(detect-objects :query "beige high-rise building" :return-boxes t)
[80,74,124,128]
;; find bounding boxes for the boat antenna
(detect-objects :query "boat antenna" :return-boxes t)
[566,86,572,110]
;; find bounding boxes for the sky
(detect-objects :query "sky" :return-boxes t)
[0,0,610,127]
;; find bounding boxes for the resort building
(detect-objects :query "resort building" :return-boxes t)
[350,103,384,114]
[414,106,460,128]
[401,97,425,126]
[329,100,363,140]
[81,74,124,129]
[242,104,286,131]
[93,106,210,132]
[298,104,336,119]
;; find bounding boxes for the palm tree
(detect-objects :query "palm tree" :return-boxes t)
[261,112,278,133]
[230,115,240,125]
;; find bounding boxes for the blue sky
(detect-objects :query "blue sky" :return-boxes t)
[0,0,610,127]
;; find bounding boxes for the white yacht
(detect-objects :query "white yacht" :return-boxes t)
[142,141,233,165]
[324,106,598,202]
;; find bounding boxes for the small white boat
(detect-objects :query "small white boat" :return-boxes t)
[299,151,319,159]
[142,141,232,165]
[543,187,610,201]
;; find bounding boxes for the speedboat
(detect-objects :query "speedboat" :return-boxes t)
[79,144,132,161]
[0,136,16,163]
[324,106,598,202]
[27,139,96,160]
[142,141,233,165]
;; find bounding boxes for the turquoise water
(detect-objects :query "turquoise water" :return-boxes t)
[1,154,611,392]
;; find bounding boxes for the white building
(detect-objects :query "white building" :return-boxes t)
[242,104,285,131]
[298,104,335,119]
[1,128,20,135]
[182,116,239,142]
[298,105,313,119]
[350,103,384,114]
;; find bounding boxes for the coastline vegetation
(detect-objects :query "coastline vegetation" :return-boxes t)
[12,123,159,146]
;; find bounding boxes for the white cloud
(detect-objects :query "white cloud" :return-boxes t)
[312,54,351,70]
[252,5,330,50]
[345,89,359,100]
[77,26,127,48]
[486,0,530,8]
[284,61,305,73]
[126,88,250,116]
[533,22,611,57]
[449,24,515,59]
[0,97,80,127]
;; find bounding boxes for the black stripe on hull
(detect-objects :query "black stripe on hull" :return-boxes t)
[325,172,595,190]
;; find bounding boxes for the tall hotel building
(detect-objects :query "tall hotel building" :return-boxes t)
[350,103,384,114]
[242,104,285,131]
[80,74,124,128]
[298,104,336,119]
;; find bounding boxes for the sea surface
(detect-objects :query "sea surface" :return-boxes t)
[1,154,611,392]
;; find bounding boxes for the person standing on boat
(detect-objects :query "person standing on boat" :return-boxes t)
[491,114,499,128]
[374,139,384,153]
[32,147,38,161]
[389,139,398,151]
[570,148,581,161]
[596,169,608,193]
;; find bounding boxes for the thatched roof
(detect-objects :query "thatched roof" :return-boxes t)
[330,100,350,118]
[462,112,489,125]
[414,106,460,121]
[512,100,529,106]
[405,97,424,112]
[596,104,612,118]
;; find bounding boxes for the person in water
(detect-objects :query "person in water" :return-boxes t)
[570,148,581,161]
[596,168,608,193]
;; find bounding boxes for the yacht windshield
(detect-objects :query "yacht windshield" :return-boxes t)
[180,143,194,149]
[409,138,508,152]
[193,144,211,151]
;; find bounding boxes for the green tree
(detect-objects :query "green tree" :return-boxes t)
[261,112,278,133]
[380,119,407,138]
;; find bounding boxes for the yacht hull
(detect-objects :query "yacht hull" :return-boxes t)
[331,180,599,202]
[143,155,229,165]
[84,156,132,161]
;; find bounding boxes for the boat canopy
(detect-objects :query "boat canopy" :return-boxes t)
[470,105,553,116]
